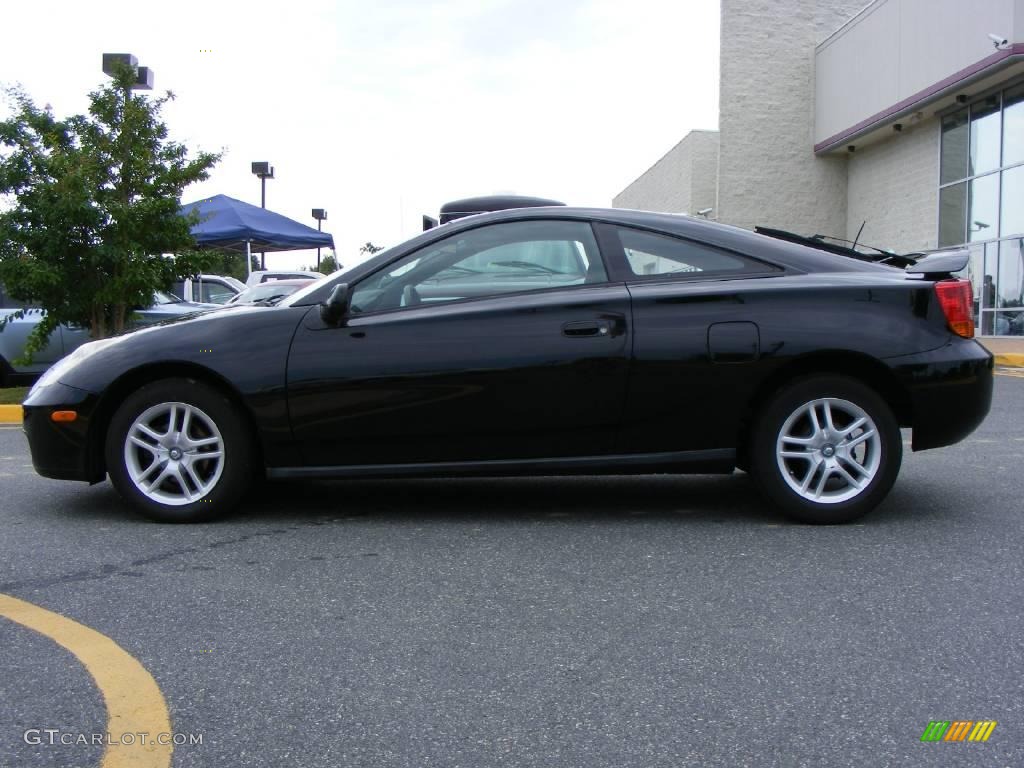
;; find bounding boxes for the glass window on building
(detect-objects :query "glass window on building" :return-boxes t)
[940,80,1024,335]
[968,173,999,241]
[965,244,984,311]
[1002,164,1024,237]
[969,95,1001,176]
[940,109,969,184]
[939,183,967,247]
[995,239,1024,337]
[1003,83,1024,167]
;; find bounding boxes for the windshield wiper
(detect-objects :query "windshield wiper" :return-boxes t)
[252,294,287,305]
[491,260,564,274]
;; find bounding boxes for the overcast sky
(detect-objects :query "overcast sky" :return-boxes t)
[0,0,719,270]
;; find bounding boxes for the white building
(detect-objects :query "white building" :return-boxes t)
[614,0,1024,338]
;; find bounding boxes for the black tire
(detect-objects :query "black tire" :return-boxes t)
[750,375,902,524]
[105,377,254,522]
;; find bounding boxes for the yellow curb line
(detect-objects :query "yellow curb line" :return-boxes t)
[993,353,1024,368]
[0,404,23,424]
[0,593,173,768]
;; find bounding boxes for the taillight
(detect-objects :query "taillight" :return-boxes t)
[934,280,974,338]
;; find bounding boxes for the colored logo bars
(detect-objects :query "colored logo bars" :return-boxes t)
[920,721,997,742]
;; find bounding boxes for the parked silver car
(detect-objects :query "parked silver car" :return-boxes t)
[170,274,244,304]
[0,286,216,385]
[226,278,315,306]
[244,269,324,287]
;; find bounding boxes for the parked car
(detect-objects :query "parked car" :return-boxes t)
[22,206,992,524]
[227,279,315,306]
[245,270,324,287]
[170,274,244,305]
[0,287,216,385]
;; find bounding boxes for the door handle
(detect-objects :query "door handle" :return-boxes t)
[562,320,611,338]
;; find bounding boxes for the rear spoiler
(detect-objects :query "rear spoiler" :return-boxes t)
[754,226,917,267]
[905,248,969,278]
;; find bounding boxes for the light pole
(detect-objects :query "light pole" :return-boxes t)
[312,208,327,271]
[251,162,275,270]
[101,53,154,92]
[101,53,153,285]
[102,53,154,188]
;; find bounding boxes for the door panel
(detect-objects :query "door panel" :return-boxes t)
[619,281,770,454]
[286,285,632,466]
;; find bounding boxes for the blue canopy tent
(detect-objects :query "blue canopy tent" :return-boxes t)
[180,194,335,276]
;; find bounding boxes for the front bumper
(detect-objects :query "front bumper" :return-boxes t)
[888,339,994,451]
[23,382,103,482]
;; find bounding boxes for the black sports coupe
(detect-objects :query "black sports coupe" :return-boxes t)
[23,205,992,524]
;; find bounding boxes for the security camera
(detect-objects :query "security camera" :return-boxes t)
[988,33,1010,49]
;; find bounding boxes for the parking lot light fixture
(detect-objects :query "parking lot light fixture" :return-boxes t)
[101,53,154,91]
[251,162,275,269]
[312,209,327,270]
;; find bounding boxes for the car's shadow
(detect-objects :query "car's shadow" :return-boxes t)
[250,473,780,524]
[55,472,794,525]
[54,471,935,527]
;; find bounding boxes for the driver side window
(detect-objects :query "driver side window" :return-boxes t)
[349,220,606,315]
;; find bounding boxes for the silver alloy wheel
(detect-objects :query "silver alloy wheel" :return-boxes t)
[775,397,881,504]
[123,402,225,506]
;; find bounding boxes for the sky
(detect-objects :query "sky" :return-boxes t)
[0,0,719,270]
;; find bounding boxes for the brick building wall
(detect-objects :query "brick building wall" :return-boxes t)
[613,130,719,213]
[715,0,865,235]
[845,118,940,252]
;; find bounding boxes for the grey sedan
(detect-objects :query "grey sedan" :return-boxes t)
[0,287,216,385]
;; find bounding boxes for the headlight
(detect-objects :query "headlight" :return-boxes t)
[29,338,116,394]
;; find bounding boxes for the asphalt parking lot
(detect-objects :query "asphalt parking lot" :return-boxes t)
[2,373,1023,768]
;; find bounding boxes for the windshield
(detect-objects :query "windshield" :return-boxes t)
[280,273,344,306]
[152,290,184,305]
[233,282,307,304]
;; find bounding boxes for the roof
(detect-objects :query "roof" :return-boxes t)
[180,194,335,253]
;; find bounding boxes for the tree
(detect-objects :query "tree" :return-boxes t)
[317,252,339,274]
[202,248,258,281]
[302,251,338,275]
[359,241,385,255]
[0,65,221,361]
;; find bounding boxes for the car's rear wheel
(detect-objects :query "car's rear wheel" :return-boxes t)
[105,378,252,522]
[750,375,901,524]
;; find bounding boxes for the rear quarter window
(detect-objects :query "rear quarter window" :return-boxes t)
[614,227,779,279]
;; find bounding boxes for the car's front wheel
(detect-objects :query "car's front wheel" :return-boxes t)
[105,378,253,522]
[750,375,902,524]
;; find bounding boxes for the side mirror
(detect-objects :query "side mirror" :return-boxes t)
[319,283,350,325]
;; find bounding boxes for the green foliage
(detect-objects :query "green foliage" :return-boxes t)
[318,252,339,274]
[302,251,339,275]
[0,64,221,362]
[193,248,258,281]
[0,386,29,404]
[359,241,384,255]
